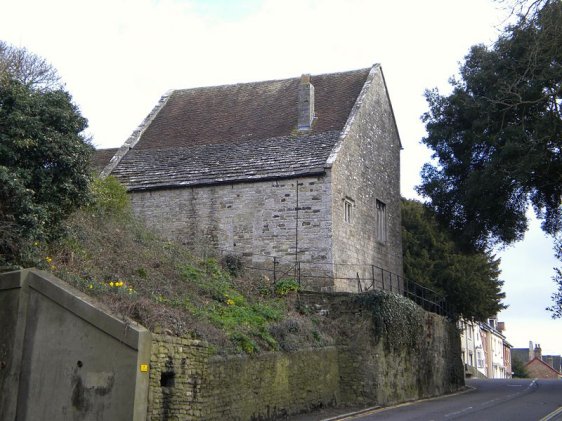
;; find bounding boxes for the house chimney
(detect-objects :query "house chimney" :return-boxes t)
[534,344,542,360]
[297,74,315,131]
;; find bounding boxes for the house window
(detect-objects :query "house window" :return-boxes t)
[376,199,387,242]
[344,198,353,223]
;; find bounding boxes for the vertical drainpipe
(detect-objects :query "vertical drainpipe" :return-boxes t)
[295,179,299,275]
[294,73,314,277]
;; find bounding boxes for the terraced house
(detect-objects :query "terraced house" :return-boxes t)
[101,64,402,292]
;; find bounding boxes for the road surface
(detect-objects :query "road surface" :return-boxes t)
[342,378,562,421]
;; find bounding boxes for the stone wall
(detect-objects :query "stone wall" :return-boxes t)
[148,293,464,420]
[147,335,210,420]
[329,66,403,292]
[130,175,335,290]
[148,337,341,421]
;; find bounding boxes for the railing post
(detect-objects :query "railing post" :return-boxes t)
[389,272,392,293]
[357,273,361,293]
[371,265,375,290]
[298,261,301,286]
[381,267,385,290]
[273,256,277,284]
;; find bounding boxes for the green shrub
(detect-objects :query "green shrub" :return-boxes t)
[221,254,244,277]
[231,332,259,354]
[274,278,300,296]
[88,176,130,217]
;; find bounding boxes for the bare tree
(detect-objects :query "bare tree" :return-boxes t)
[0,41,61,91]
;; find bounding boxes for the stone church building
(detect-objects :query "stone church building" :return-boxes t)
[101,64,402,292]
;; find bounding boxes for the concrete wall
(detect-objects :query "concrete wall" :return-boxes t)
[330,66,403,292]
[130,175,335,290]
[147,293,464,420]
[0,269,152,421]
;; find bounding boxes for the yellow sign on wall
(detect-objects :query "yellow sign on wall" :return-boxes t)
[140,364,149,372]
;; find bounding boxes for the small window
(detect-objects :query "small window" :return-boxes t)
[376,199,387,242]
[343,198,353,223]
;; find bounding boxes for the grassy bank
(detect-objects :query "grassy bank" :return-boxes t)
[30,177,334,354]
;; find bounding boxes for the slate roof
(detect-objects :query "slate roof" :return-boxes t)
[112,131,340,191]
[111,67,373,190]
[92,148,118,172]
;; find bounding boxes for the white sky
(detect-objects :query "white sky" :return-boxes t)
[1,0,559,354]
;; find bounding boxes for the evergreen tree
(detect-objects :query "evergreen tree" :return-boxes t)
[0,43,92,266]
[547,237,562,318]
[419,1,562,251]
[402,199,506,320]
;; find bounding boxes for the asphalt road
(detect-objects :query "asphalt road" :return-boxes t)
[340,378,562,421]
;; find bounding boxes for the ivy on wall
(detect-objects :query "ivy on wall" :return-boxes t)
[356,291,425,352]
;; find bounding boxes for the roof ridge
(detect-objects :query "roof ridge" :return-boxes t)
[526,356,562,374]
[169,67,374,94]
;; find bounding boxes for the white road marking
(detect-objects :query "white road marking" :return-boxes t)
[445,406,473,417]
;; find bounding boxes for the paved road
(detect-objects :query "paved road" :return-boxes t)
[342,379,562,421]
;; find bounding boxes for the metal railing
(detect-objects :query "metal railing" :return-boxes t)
[236,255,452,318]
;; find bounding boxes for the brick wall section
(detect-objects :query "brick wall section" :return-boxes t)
[148,295,464,420]
[130,175,335,289]
[525,359,562,379]
[330,67,403,292]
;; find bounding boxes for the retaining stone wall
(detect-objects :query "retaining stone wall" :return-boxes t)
[148,294,463,420]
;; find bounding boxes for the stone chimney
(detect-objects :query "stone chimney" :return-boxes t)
[534,344,542,360]
[297,74,315,132]
[529,341,534,361]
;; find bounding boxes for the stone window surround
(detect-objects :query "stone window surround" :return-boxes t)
[376,199,387,244]
[343,197,354,224]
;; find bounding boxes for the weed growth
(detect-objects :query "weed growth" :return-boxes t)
[41,177,329,354]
